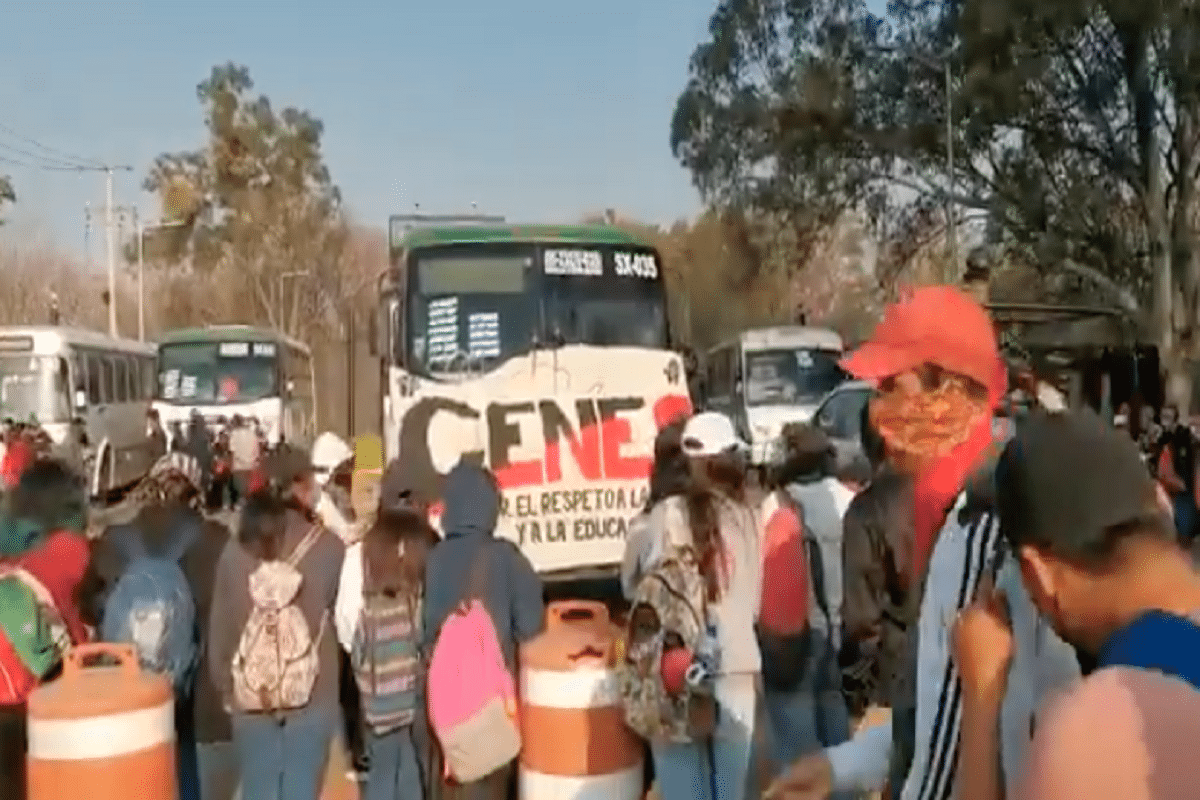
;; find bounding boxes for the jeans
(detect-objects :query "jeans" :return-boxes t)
[364,726,424,800]
[762,639,852,800]
[0,704,25,800]
[197,741,241,800]
[1173,494,1197,541]
[232,703,338,800]
[651,674,756,800]
[177,693,202,800]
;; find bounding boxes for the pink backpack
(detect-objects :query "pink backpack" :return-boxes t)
[426,542,521,782]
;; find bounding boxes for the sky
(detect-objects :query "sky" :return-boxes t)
[1,0,886,263]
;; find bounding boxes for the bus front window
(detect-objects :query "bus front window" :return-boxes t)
[158,342,278,404]
[407,249,537,374]
[543,246,669,349]
[0,356,71,424]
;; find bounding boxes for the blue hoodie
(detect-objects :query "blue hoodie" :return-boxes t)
[422,461,545,668]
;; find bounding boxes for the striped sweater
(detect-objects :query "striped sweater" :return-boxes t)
[827,495,1081,800]
[352,588,421,734]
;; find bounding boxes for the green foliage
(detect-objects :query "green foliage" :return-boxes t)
[140,63,347,337]
[676,0,1200,402]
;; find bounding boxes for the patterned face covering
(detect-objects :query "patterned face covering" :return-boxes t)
[868,365,990,471]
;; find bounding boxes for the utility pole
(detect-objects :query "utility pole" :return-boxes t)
[114,205,187,341]
[105,168,117,337]
[79,164,133,337]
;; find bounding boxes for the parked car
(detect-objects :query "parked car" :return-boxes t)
[811,380,872,470]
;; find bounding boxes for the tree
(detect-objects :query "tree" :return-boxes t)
[0,175,14,223]
[674,0,1200,408]
[141,63,346,339]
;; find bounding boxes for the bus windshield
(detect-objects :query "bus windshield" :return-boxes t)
[407,248,538,374]
[404,242,669,374]
[542,246,668,349]
[0,355,70,423]
[158,341,278,404]
[745,348,846,406]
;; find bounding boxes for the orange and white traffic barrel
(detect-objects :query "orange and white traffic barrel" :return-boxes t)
[320,735,361,800]
[519,600,642,800]
[26,642,175,800]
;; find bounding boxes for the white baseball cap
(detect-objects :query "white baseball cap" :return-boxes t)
[681,411,747,457]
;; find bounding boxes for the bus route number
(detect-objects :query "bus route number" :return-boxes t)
[614,252,658,279]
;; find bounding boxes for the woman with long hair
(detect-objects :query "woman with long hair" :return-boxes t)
[644,411,763,800]
[621,414,691,599]
[335,508,438,800]
[207,482,346,800]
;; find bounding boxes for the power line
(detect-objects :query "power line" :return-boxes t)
[0,123,101,168]
[0,153,99,172]
[0,139,95,170]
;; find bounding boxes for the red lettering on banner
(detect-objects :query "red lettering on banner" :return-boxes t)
[487,401,543,488]
[598,398,650,480]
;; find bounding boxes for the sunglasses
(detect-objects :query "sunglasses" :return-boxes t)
[876,364,966,395]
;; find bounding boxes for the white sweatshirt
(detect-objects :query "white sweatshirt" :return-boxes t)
[787,477,855,650]
[826,497,1080,800]
[334,541,364,653]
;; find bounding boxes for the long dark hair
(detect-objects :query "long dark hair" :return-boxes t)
[8,458,87,533]
[238,490,289,561]
[363,509,439,596]
[685,451,746,601]
[646,416,690,511]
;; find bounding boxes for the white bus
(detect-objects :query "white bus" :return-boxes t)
[153,325,317,449]
[0,326,158,495]
[375,219,692,580]
[705,325,847,467]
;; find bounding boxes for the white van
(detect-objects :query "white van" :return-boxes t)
[705,326,847,466]
[0,326,158,496]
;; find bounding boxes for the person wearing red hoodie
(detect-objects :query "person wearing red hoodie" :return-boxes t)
[766,286,1080,800]
[0,458,92,800]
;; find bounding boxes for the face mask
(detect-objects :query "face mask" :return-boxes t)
[869,374,987,467]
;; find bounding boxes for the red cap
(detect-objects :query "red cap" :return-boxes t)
[841,285,1001,391]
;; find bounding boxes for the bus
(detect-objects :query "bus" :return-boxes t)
[705,326,846,469]
[153,325,317,449]
[0,326,158,496]
[374,217,692,579]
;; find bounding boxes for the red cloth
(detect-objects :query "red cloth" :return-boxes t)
[248,467,269,494]
[1,440,35,491]
[759,502,810,635]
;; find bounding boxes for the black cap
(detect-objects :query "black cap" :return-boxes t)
[995,409,1163,558]
[265,443,314,488]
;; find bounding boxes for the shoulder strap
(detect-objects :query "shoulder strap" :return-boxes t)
[286,524,322,568]
[777,490,831,627]
[1096,610,1200,690]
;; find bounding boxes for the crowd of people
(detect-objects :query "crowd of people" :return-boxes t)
[0,283,1196,800]
[1113,401,1200,546]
